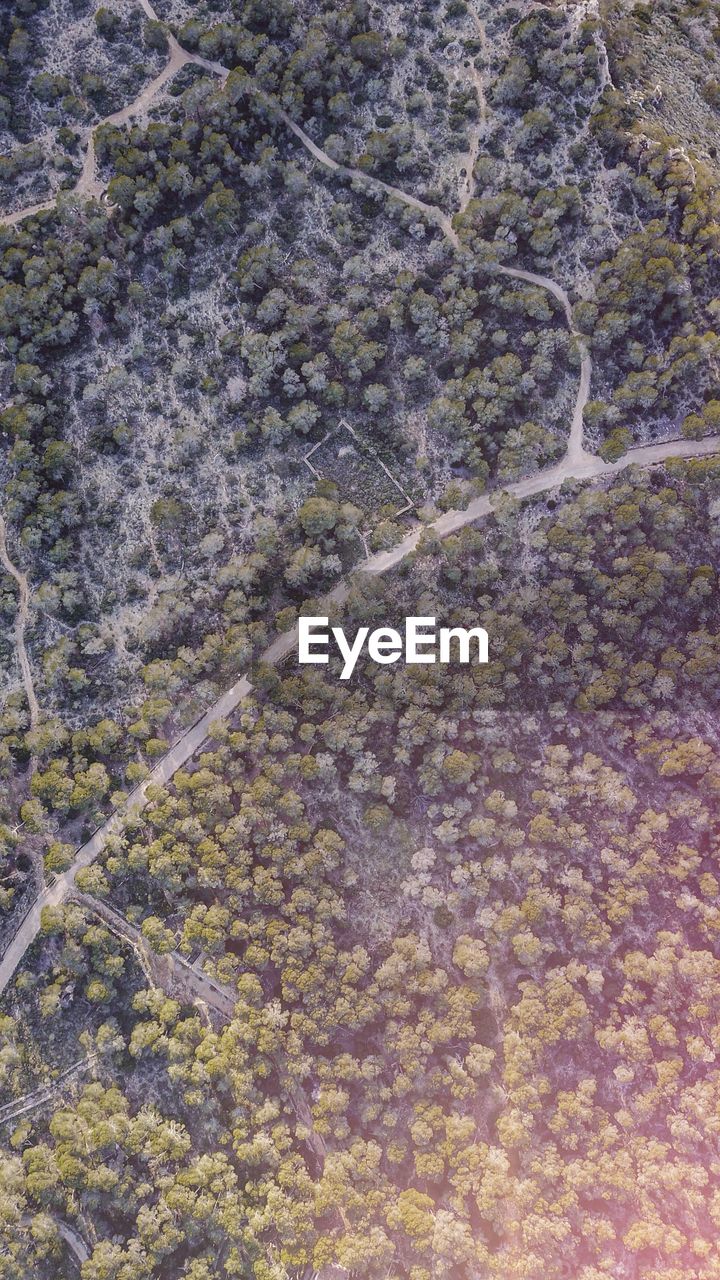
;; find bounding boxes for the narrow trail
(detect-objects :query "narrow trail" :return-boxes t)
[486,265,595,466]
[0,508,40,728]
[0,16,227,228]
[1,3,719,1000]
[267,110,597,467]
[0,1,593,467]
[1,433,719,1000]
[458,9,489,212]
[18,1214,90,1269]
[0,1054,97,1125]
[274,106,457,241]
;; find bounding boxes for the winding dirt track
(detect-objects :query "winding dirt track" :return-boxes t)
[0,13,227,228]
[1,3,719,1002]
[264,111,596,467]
[0,0,592,469]
[1,432,718,1000]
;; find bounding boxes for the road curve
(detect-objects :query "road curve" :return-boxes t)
[1,434,719,999]
[260,110,597,465]
[493,266,594,466]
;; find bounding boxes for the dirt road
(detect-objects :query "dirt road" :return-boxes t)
[1,3,718,1002]
[1,432,718,998]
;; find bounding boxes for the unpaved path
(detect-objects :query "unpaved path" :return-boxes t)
[265,106,597,466]
[363,434,720,573]
[0,15,228,228]
[18,1214,90,1270]
[0,57,183,226]
[1,432,719,999]
[0,508,39,728]
[56,1219,90,1268]
[0,1054,97,1125]
[489,265,594,465]
[1,4,718,999]
[1,5,594,465]
[459,9,489,212]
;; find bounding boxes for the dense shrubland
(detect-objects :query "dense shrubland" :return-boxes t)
[2,2,720,1277]
[3,461,720,1278]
